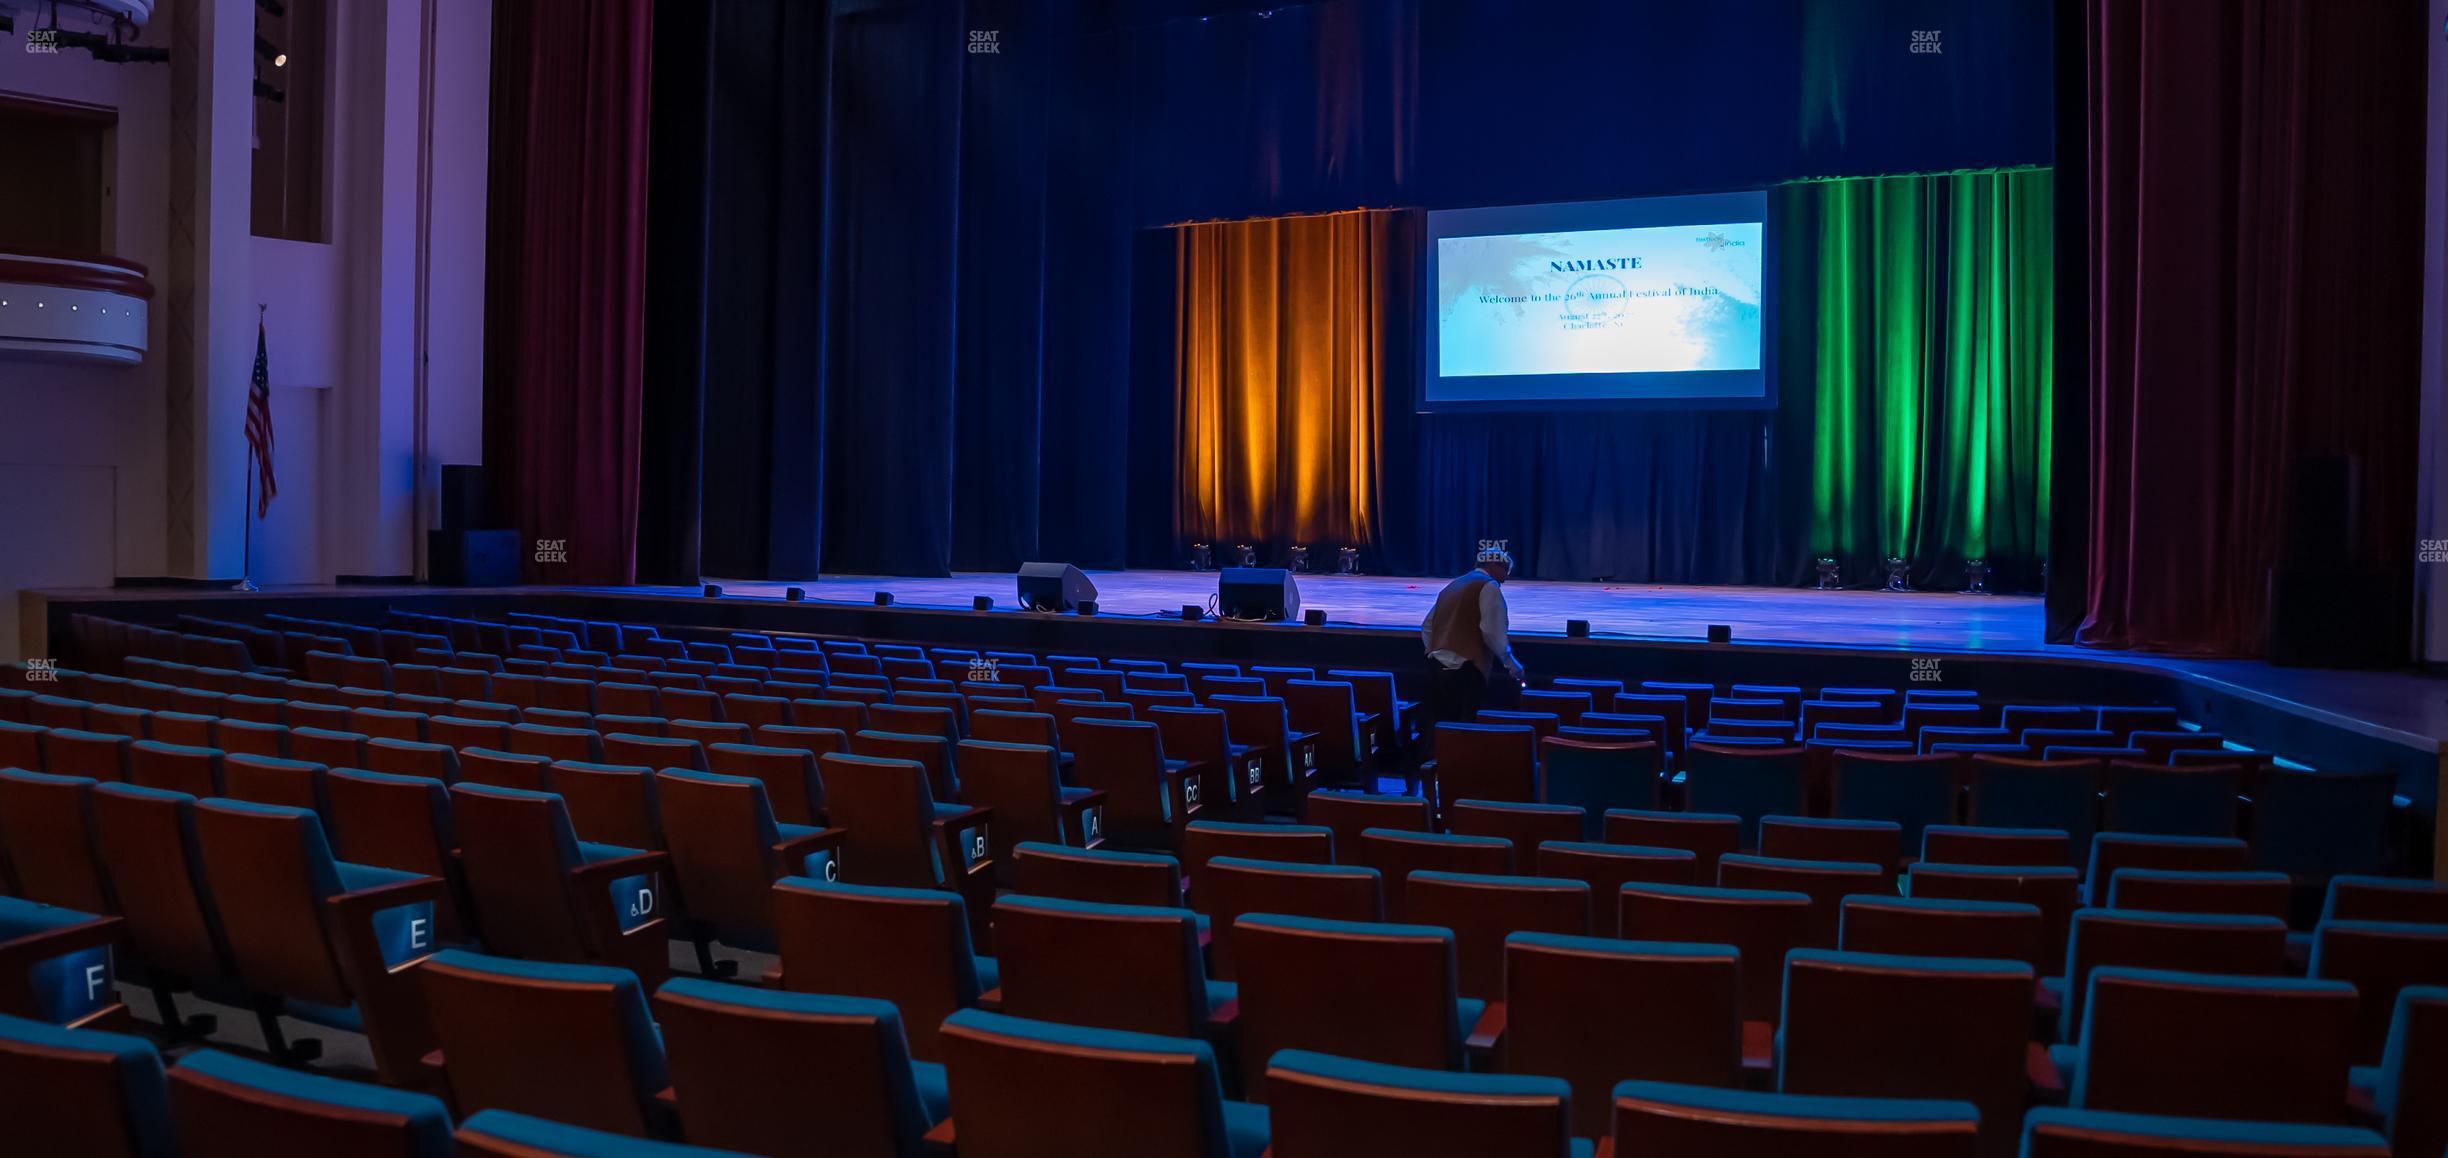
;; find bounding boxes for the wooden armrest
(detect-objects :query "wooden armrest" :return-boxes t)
[1205,996,1239,1034]
[773,826,846,864]
[1741,1019,1775,1076]
[0,913,123,963]
[654,1086,678,1109]
[569,849,672,890]
[922,1118,958,1155]
[1284,732,1320,778]
[323,874,455,985]
[2026,1042,2064,1097]
[1466,1001,1506,1054]
[2344,1081,2383,1126]
[1161,763,1208,817]
[0,914,125,1022]
[931,805,993,832]
[1060,789,1108,848]
[933,806,995,871]
[325,874,448,918]
[566,849,674,972]
[975,987,1003,1012]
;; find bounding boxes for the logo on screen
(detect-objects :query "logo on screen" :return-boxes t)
[1696,232,1744,251]
[1559,273,1628,328]
[1910,30,1943,54]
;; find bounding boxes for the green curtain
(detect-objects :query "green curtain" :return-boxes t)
[1780,168,2053,589]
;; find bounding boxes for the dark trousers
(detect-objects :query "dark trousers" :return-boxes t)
[1426,659,1487,725]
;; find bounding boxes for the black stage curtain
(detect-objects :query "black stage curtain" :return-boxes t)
[641,0,2056,582]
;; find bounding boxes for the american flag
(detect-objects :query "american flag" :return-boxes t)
[246,317,276,516]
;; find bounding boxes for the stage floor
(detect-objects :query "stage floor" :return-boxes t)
[715,570,2048,652]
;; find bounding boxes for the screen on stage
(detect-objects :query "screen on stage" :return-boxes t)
[1422,190,1772,411]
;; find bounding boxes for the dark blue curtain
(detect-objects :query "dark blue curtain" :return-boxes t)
[643,0,2054,580]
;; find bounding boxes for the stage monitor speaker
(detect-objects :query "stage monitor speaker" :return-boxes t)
[427,529,521,587]
[1017,562,1097,612]
[1218,567,1301,622]
[439,464,488,531]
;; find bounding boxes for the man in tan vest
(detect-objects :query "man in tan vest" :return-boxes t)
[1419,548,1524,723]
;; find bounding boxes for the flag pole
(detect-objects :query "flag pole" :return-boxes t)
[233,304,263,592]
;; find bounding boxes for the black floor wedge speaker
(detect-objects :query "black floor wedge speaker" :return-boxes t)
[1017,562,1097,612]
[1218,567,1301,621]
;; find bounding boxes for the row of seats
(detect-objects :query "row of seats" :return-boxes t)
[5,1010,739,1157]
[14,647,2388,894]
[67,604,2299,785]
[0,702,2396,1002]
[22,612,2416,930]
[19,976,2437,1158]
[566,879,2448,1157]
[27,625,1355,822]
[969,827,2448,1062]
[9,754,2438,1150]
[15,608,2431,1158]
[1430,729,2395,878]
[58,607,2373,842]
[19,614,2418,984]
[14,760,2437,1123]
[69,610,1410,781]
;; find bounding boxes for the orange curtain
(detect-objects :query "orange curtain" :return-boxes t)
[1173,209,1401,551]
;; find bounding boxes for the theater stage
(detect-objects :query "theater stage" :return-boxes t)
[713,570,2050,654]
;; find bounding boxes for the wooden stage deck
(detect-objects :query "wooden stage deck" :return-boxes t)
[727,571,2053,652]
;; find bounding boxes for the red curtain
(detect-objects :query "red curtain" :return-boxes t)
[2079,0,2424,654]
[483,0,653,584]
